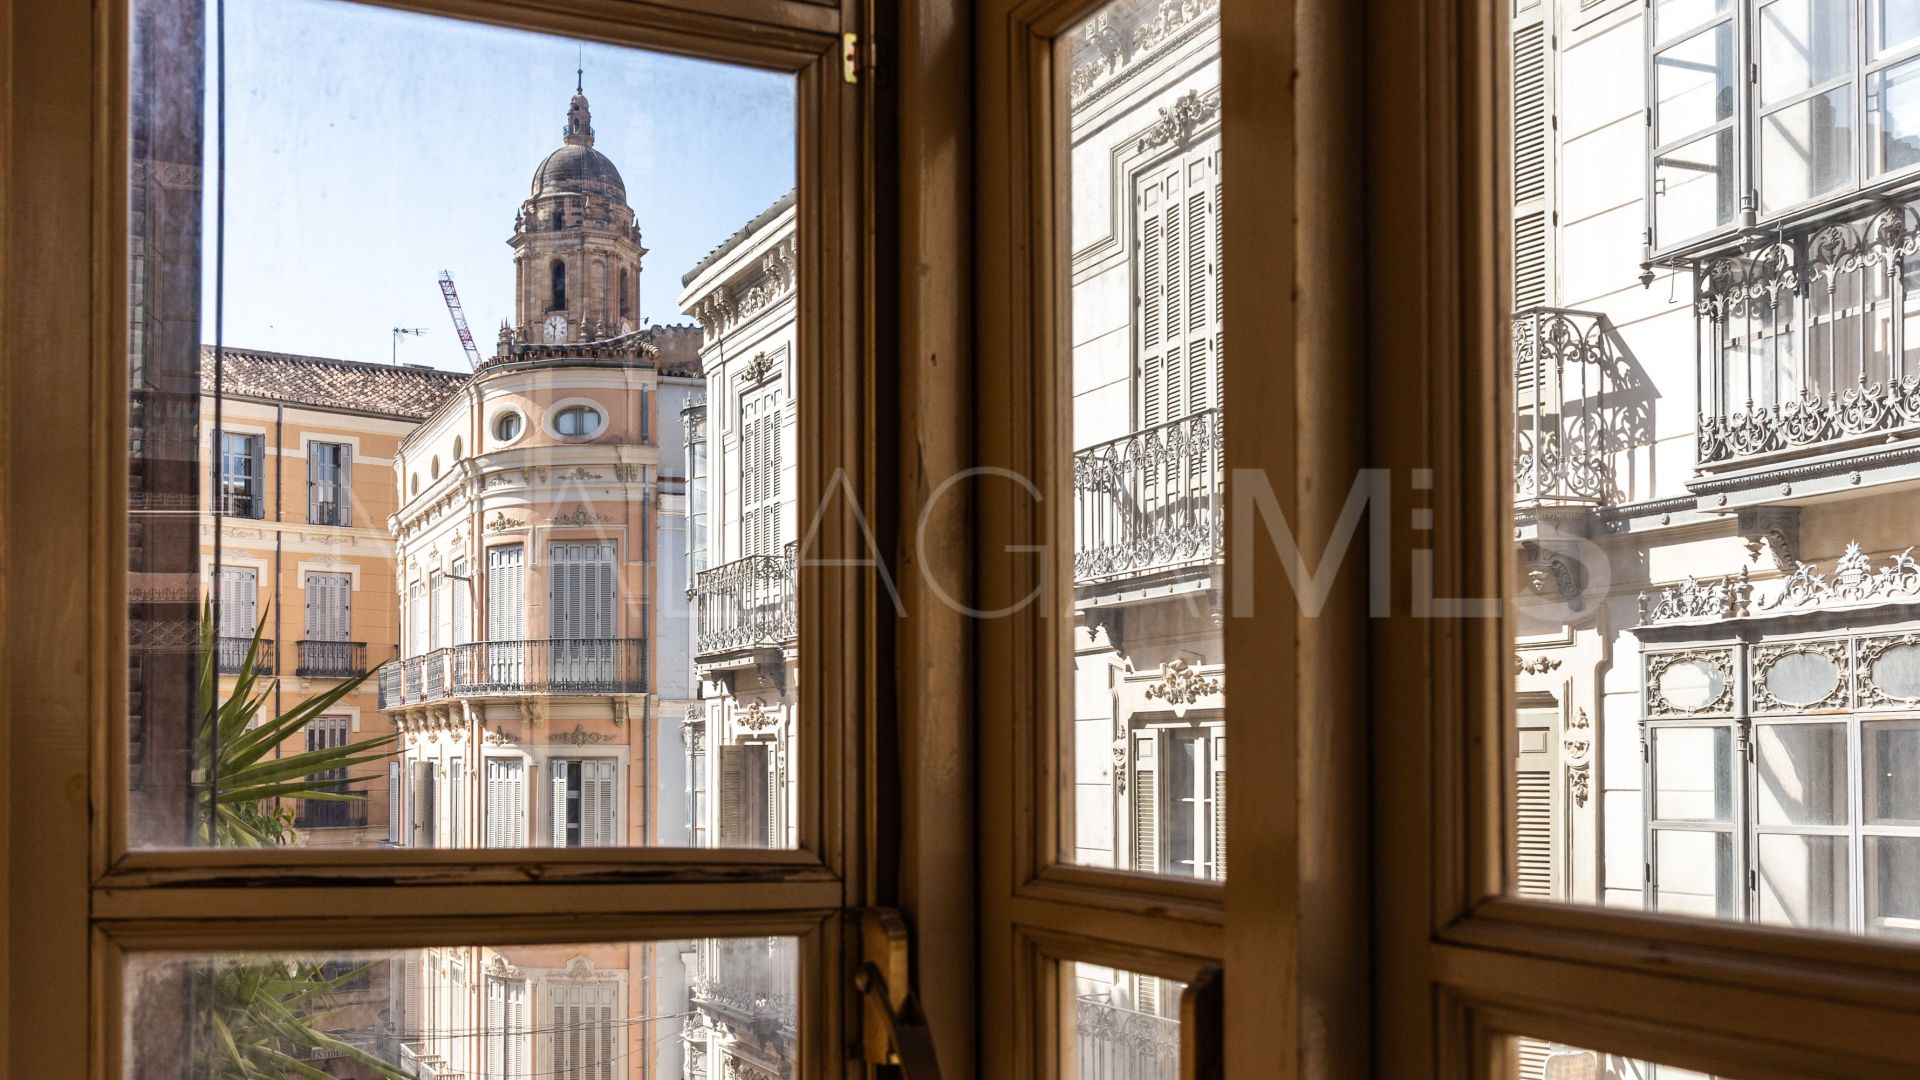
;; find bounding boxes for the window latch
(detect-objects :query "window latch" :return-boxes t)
[855,908,943,1078]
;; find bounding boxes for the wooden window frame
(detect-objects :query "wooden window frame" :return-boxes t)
[0,0,988,1075]
[1373,0,1920,1076]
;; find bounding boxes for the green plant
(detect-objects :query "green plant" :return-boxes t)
[189,605,411,1078]
[194,605,394,846]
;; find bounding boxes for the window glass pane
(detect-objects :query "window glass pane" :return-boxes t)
[1507,1038,1746,1080]
[1874,56,1920,173]
[125,0,797,849]
[1653,129,1736,244]
[1759,0,1853,106]
[1656,0,1732,41]
[1754,722,1848,826]
[1653,727,1732,822]
[1865,720,1920,825]
[1065,962,1183,1078]
[1761,84,1856,213]
[1867,835,1920,936]
[1757,832,1850,929]
[1653,829,1737,917]
[1874,0,1920,57]
[1655,24,1734,143]
[124,937,799,1077]
[1065,0,1224,880]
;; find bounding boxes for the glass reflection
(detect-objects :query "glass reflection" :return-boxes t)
[1065,961,1182,1080]
[125,938,798,1078]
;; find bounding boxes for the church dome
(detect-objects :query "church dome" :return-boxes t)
[529,142,626,200]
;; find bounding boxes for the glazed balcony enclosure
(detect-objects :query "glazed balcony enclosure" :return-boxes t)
[1072,407,1222,602]
[376,638,647,710]
[1680,196,1920,507]
[690,541,796,671]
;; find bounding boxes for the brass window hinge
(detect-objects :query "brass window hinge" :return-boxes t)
[855,908,942,1077]
[842,32,876,84]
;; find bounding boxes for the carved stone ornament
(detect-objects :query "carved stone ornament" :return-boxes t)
[1646,649,1736,716]
[1738,506,1802,573]
[1562,708,1593,808]
[557,466,602,482]
[740,700,776,730]
[1515,653,1564,675]
[1639,565,1752,624]
[486,511,527,532]
[1069,0,1219,102]
[725,1057,782,1080]
[550,505,611,527]
[1136,87,1222,152]
[483,954,522,979]
[1143,658,1222,711]
[483,724,513,746]
[1751,638,1852,714]
[557,955,602,980]
[741,351,776,384]
[553,723,616,747]
[1759,541,1920,611]
[1861,633,1920,708]
[1521,540,1584,606]
[612,462,640,483]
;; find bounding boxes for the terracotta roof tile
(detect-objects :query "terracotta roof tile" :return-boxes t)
[200,345,469,420]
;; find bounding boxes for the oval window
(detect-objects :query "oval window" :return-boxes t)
[409,474,420,497]
[452,435,463,459]
[1873,642,1920,701]
[430,455,441,480]
[554,405,603,437]
[1764,649,1843,708]
[1657,657,1725,711]
[494,411,524,442]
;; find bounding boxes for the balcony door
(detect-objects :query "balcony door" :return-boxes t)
[549,540,615,688]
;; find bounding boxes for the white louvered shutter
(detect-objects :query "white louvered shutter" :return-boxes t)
[488,546,525,639]
[484,758,525,847]
[305,572,349,642]
[387,761,401,845]
[307,442,324,524]
[552,761,572,847]
[718,745,744,846]
[247,435,265,518]
[1210,734,1227,881]
[1132,731,1158,874]
[582,759,616,846]
[452,559,470,643]
[218,566,257,640]
[1515,705,1560,899]
[449,759,464,848]
[407,581,426,657]
[1511,11,1554,312]
[485,977,506,1079]
[1136,140,1221,433]
[432,571,451,649]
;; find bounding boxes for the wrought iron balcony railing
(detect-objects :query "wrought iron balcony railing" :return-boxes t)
[375,638,648,710]
[691,544,796,659]
[1689,202,1920,468]
[295,640,368,678]
[1074,408,1222,585]
[1512,306,1635,508]
[1075,996,1180,1080]
[216,636,274,675]
[295,797,369,830]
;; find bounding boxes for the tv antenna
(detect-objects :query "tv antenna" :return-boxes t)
[390,326,428,365]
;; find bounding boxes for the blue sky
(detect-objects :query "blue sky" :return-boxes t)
[201,0,795,370]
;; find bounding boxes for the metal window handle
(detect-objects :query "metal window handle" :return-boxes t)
[856,908,943,1078]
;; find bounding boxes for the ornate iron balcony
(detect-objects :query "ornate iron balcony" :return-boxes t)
[215,636,273,675]
[294,797,368,830]
[1690,202,1920,469]
[1512,306,1636,509]
[1074,407,1222,585]
[295,640,368,678]
[691,544,796,659]
[1075,995,1180,1080]
[375,638,648,710]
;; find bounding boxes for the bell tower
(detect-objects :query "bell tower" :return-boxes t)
[508,74,648,343]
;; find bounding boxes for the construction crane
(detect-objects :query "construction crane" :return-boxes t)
[437,270,482,370]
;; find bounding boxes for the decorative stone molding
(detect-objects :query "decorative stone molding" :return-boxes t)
[557,466,602,482]
[1751,638,1852,713]
[1760,542,1920,611]
[740,700,776,731]
[1521,540,1584,606]
[1646,649,1736,716]
[1861,632,1920,708]
[1069,0,1219,104]
[612,462,640,483]
[553,723,616,747]
[550,506,611,527]
[1136,88,1222,152]
[1738,506,1802,572]
[557,955,603,980]
[1515,653,1564,675]
[1142,658,1222,710]
[1640,567,1752,623]
[741,351,775,384]
[486,511,527,532]
[1563,708,1593,808]
[483,724,513,746]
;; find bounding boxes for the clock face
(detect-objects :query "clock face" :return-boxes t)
[544,314,569,342]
